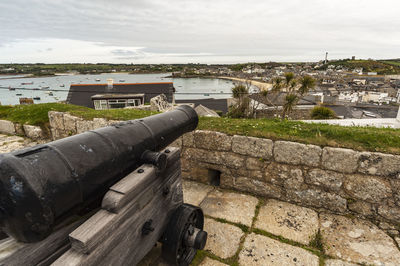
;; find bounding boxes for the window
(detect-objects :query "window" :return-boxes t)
[93,100,108,110]
[108,99,127,109]
[93,98,143,110]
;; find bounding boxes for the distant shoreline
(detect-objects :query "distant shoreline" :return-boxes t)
[218,76,272,91]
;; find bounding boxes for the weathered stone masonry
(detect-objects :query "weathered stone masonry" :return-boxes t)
[40,112,400,235]
[176,131,400,231]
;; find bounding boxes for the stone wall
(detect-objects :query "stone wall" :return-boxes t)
[174,130,400,231]
[48,111,121,140]
[0,119,46,140]
[46,112,400,232]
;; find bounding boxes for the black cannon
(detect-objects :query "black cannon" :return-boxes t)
[0,105,206,265]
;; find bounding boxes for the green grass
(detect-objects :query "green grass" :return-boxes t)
[1,103,400,154]
[0,103,158,127]
[381,60,400,67]
[198,117,400,154]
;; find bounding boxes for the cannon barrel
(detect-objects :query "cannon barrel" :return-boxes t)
[0,105,198,242]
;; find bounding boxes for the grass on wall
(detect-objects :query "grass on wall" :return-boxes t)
[1,103,400,154]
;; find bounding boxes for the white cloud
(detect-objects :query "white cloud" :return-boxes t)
[0,0,399,63]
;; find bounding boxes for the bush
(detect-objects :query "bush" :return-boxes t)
[310,106,336,119]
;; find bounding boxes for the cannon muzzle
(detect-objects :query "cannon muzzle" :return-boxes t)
[0,105,198,242]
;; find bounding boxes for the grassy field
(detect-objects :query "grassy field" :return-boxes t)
[381,60,400,67]
[323,59,400,74]
[1,103,400,154]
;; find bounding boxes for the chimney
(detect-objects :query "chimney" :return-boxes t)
[107,78,114,90]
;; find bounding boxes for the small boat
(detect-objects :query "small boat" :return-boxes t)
[95,79,101,81]
[33,97,41,100]
[119,79,125,82]
[21,82,33,85]
[204,93,210,96]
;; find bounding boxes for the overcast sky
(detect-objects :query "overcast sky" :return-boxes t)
[0,0,399,64]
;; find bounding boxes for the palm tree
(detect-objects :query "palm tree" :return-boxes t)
[282,94,298,119]
[230,84,250,118]
[271,73,316,119]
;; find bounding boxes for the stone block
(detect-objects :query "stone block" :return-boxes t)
[76,120,94,134]
[283,168,304,190]
[183,148,245,169]
[220,173,235,189]
[344,174,392,203]
[245,157,266,170]
[348,201,374,217]
[194,130,231,151]
[14,123,24,135]
[234,176,282,199]
[63,113,78,135]
[320,213,400,265]
[239,233,319,266]
[51,128,68,140]
[274,141,322,167]
[390,179,400,207]
[0,120,16,135]
[182,166,209,183]
[377,204,400,221]
[222,152,245,169]
[255,199,319,245]
[169,137,182,148]
[93,118,108,129]
[48,111,65,131]
[287,189,347,213]
[232,135,273,159]
[203,218,243,259]
[322,147,360,173]
[305,169,343,192]
[200,190,258,226]
[182,180,214,206]
[182,132,195,147]
[265,162,304,189]
[358,152,400,177]
[23,125,44,140]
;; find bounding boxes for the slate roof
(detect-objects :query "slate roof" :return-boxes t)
[175,98,229,113]
[66,82,175,108]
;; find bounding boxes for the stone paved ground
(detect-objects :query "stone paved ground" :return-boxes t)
[183,180,400,266]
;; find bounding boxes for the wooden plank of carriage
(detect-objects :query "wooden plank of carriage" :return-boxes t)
[68,149,181,254]
[54,147,183,266]
[0,217,86,266]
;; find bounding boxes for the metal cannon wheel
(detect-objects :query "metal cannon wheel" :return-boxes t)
[161,203,207,266]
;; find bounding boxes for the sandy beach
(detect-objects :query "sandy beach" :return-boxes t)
[219,76,272,91]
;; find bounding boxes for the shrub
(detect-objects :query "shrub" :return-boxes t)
[310,106,336,119]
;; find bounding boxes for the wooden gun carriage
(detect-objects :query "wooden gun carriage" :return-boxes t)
[0,106,207,266]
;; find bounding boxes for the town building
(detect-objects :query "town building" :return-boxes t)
[66,79,175,109]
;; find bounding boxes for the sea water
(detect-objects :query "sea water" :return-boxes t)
[0,73,235,105]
